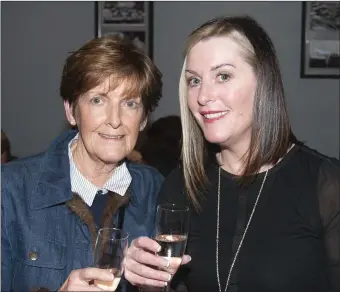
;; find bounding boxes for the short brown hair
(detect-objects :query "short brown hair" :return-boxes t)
[60,36,162,116]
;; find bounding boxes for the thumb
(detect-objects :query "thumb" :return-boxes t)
[58,279,68,292]
[181,255,192,265]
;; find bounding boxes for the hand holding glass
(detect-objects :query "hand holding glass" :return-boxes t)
[93,228,129,291]
[154,204,189,290]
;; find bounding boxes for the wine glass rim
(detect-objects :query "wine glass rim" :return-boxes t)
[97,227,129,241]
[157,203,189,212]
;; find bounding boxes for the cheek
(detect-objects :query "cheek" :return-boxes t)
[187,98,202,124]
[125,124,141,151]
[124,113,143,136]
[76,106,105,130]
[230,87,255,115]
[187,90,199,112]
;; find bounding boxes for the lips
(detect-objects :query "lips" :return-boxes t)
[200,110,229,123]
[99,133,124,139]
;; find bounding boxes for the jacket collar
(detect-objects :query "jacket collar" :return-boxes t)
[30,129,78,210]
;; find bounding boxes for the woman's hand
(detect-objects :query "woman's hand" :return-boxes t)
[58,268,114,291]
[124,236,191,288]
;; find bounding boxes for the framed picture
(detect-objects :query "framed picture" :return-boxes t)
[95,1,153,57]
[300,1,340,78]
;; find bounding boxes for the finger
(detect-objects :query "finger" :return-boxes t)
[78,267,114,282]
[161,257,183,275]
[181,255,192,265]
[58,279,69,291]
[126,258,171,282]
[126,241,142,259]
[125,268,168,288]
[132,237,161,253]
[130,247,169,269]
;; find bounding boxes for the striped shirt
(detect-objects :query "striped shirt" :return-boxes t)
[68,134,132,206]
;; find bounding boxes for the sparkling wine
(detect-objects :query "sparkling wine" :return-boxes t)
[94,268,122,291]
[155,234,187,259]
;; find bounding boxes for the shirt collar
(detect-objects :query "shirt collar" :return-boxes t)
[68,134,132,206]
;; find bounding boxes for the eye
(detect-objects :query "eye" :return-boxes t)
[217,73,231,82]
[90,96,102,105]
[125,100,140,109]
[187,77,201,87]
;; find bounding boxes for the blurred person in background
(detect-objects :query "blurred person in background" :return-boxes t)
[139,115,182,177]
[1,129,16,163]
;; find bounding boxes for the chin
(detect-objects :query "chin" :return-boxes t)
[204,133,231,145]
[97,153,126,165]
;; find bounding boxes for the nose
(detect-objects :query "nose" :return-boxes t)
[197,82,215,106]
[107,102,122,129]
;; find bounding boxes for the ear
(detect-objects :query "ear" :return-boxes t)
[139,117,147,132]
[64,101,76,126]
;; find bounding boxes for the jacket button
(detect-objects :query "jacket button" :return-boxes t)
[28,251,39,261]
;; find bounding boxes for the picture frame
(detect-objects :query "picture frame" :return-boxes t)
[300,1,340,78]
[95,1,153,58]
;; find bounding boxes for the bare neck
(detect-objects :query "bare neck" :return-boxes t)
[217,148,247,175]
[217,142,295,175]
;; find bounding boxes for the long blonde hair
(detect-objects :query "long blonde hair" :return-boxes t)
[179,16,294,211]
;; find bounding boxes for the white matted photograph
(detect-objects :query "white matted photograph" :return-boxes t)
[96,1,153,57]
[102,1,145,24]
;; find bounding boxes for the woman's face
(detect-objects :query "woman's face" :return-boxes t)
[185,36,257,150]
[64,77,146,166]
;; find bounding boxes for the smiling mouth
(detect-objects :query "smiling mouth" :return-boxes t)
[203,111,228,120]
[99,133,124,139]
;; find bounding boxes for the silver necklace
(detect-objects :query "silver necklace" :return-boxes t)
[216,167,269,292]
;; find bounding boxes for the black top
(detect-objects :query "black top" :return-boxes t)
[158,145,340,292]
[90,191,108,229]
[90,191,127,230]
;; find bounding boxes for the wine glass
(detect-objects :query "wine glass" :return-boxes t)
[93,228,129,291]
[154,203,190,291]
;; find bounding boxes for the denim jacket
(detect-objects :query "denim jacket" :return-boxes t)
[1,130,163,292]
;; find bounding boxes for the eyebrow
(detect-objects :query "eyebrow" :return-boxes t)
[122,96,141,101]
[211,63,235,71]
[86,90,141,99]
[185,63,235,75]
[86,91,109,97]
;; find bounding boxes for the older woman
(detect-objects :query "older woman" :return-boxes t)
[124,16,340,292]
[1,36,163,292]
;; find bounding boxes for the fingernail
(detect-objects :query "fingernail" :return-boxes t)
[187,255,192,262]
[164,281,168,286]
[163,272,171,282]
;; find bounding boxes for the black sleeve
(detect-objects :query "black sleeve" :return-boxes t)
[317,159,340,291]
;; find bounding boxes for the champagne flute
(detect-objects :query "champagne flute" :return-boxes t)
[154,203,189,291]
[93,228,129,291]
